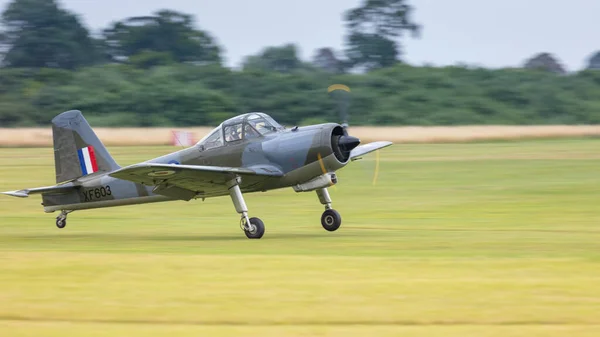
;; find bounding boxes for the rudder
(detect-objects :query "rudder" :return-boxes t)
[52,110,120,183]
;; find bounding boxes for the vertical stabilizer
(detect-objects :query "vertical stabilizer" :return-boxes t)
[52,110,120,183]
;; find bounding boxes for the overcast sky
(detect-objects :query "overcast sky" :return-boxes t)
[1,0,599,71]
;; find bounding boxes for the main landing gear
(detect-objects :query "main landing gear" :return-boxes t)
[228,177,265,239]
[316,188,342,231]
[55,210,72,229]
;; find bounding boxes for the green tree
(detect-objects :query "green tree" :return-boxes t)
[523,53,566,74]
[0,0,100,69]
[242,44,302,73]
[312,47,345,73]
[128,50,175,69]
[3,55,600,127]
[344,0,420,70]
[586,51,600,70]
[102,10,221,65]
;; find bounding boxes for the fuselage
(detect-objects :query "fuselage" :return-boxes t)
[42,123,352,213]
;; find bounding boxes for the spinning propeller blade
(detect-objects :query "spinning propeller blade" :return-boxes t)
[327,84,351,131]
[327,84,384,186]
[317,152,336,189]
[317,152,327,175]
[372,150,380,186]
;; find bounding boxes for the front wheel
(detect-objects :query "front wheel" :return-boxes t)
[244,217,265,239]
[321,209,341,232]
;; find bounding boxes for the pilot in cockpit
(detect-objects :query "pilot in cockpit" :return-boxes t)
[226,126,241,141]
[225,128,240,142]
[244,124,260,139]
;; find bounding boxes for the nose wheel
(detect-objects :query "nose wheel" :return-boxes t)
[316,188,342,232]
[321,209,341,231]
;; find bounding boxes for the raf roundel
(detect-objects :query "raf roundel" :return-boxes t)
[147,170,176,177]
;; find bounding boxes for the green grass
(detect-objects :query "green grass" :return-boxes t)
[1,140,600,336]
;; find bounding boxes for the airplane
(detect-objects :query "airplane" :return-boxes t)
[2,103,391,239]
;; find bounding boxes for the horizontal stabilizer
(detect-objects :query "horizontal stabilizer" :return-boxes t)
[350,141,393,160]
[2,183,77,198]
[2,191,29,198]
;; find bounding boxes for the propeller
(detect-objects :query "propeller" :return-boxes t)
[327,84,351,134]
[327,84,382,186]
[317,152,336,190]
[372,149,380,186]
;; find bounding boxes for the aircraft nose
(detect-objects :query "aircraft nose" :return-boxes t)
[338,135,361,152]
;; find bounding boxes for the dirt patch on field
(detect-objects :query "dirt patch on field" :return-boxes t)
[1,125,600,147]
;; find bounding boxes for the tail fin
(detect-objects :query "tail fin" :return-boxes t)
[52,110,120,184]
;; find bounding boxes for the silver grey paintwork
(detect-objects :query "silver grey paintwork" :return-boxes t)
[2,110,392,218]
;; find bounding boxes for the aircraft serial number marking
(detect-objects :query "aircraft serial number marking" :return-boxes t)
[83,185,112,202]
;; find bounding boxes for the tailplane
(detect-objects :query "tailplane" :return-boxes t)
[52,110,120,183]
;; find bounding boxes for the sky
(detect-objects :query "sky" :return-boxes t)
[1,0,599,71]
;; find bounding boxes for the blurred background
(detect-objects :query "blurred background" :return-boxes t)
[1,0,600,131]
[2,1,600,336]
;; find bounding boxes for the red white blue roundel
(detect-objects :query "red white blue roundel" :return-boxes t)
[147,170,176,177]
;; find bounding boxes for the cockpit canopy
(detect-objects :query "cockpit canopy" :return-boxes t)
[196,112,283,150]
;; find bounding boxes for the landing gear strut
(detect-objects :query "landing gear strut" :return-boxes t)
[55,210,71,229]
[316,188,341,231]
[228,177,265,239]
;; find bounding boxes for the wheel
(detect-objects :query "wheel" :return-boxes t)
[244,217,265,239]
[321,209,341,232]
[56,217,66,229]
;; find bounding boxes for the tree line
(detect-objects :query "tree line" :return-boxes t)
[1,0,600,127]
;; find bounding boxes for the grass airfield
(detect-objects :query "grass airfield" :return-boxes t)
[1,140,600,336]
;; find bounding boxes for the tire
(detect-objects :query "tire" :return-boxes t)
[321,209,341,232]
[245,217,265,239]
[56,218,66,229]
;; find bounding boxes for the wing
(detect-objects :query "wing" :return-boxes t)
[350,141,393,161]
[109,163,283,200]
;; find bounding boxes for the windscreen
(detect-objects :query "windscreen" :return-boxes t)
[247,114,278,135]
